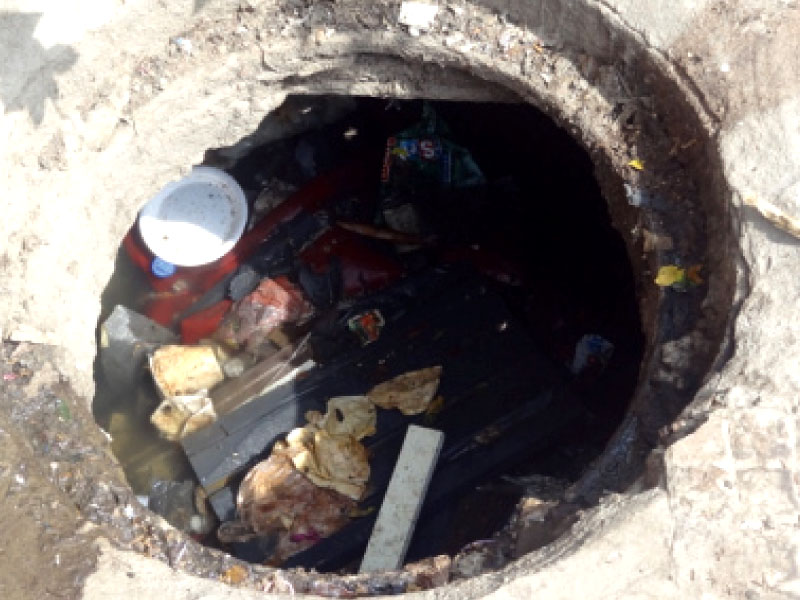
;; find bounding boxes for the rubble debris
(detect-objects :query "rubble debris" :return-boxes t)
[233,453,356,563]
[183,267,560,522]
[216,394,375,562]
[100,306,178,391]
[276,554,452,596]
[361,425,444,573]
[367,366,442,415]
[149,345,225,398]
[214,276,314,355]
[151,393,217,441]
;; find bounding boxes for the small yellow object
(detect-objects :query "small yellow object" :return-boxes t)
[655,264,704,289]
[628,158,645,171]
[347,506,376,518]
[686,264,703,284]
[654,265,685,287]
[392,146,409,159]
[220,565,248,585]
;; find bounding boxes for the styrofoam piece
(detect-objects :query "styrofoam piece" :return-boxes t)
[359,425,444,573]
[139,166,248,267]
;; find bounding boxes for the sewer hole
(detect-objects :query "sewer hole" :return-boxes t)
[93,95,644,574]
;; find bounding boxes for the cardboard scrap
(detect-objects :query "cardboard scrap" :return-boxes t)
[151,393,217,441]
[150,345,224,397]
[306,395,377,440]
[368,366,442,415]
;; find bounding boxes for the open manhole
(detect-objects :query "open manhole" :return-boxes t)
[92,84,733,590]
[95,94,645,570]
[78,5,737,587]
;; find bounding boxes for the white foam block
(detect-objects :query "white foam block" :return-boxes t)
[359,425,444,573]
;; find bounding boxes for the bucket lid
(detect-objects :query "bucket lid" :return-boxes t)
[138,166,248,267]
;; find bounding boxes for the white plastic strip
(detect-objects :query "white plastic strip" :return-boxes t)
[359,424,444,573]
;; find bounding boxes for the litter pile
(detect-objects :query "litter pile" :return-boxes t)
[98,100,624,572]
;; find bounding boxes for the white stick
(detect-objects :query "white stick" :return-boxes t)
[359,425,444,573]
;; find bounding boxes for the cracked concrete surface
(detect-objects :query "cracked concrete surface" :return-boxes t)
[2,0,800,598]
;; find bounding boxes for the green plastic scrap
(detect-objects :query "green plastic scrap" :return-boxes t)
[56,398,72,422]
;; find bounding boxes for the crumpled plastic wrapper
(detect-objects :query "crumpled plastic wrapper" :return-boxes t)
[150,393,217,441]
[215,277,314,354]
[279,425,370,501]
[235,453,355,563]
[222,394,376,563]
[367,366,442,415]
[305,395,377,441]
[149,345,225,397]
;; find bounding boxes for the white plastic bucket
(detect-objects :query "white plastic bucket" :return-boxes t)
[138,166,248,267]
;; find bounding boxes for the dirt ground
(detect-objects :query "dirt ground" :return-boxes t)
[2,1,800,599]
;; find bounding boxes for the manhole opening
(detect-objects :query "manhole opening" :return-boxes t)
[94,93,648,576]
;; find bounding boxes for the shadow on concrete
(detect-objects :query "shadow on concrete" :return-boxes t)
[744,205,800,248]
[0,11,78,125]
[194,0,212,13]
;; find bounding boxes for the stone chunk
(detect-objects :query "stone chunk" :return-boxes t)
[99,305,178,391]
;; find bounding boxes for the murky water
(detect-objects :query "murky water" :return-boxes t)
[93,248,196,496]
